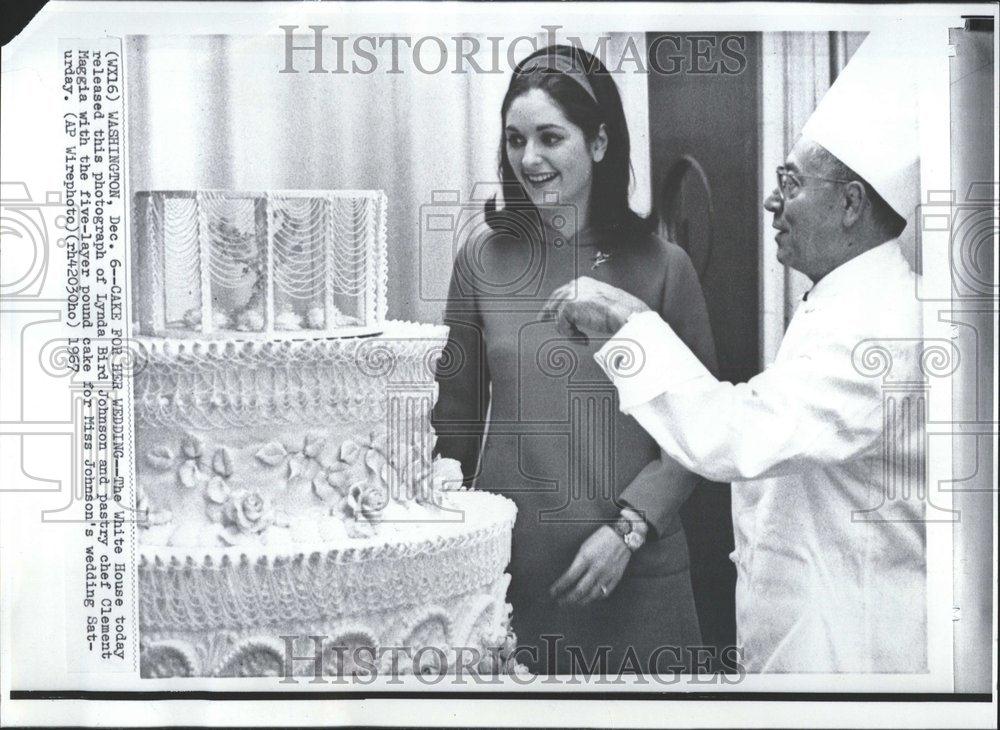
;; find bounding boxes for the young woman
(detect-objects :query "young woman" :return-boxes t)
[433,45,718,674]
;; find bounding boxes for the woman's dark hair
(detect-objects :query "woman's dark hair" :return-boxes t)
[485,44,648,244]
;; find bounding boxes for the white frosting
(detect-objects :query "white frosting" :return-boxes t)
[132,189,517,677]
[138,492,519,677]
[134,323,460,548]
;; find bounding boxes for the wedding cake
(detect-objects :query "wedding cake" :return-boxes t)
[132,190,518,678]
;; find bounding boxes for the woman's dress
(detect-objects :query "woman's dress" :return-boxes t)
[433,220,719,674]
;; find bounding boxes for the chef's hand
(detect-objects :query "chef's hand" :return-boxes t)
[539,276,651,345]
[549,526,630,606]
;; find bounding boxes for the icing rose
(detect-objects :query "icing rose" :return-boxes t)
[181,306,200,328]
[223,489,274,535]
[274,309,303,331]
[135,488,172,528]
[311,303,359,328]
[235,308,265,332]
[344,481,388,521]
[431,457,464,493]
[340,439,363,466]
[212,310,231,330]
[306,306,325,329]
[181,307,230,331]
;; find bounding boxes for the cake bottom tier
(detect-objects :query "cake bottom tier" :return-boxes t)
[140,575,516,678]
[139,491,519,678]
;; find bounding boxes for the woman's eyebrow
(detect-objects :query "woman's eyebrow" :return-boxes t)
[504,123,566,134]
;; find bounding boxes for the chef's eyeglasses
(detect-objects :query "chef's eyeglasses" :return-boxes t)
[775,166,854,201]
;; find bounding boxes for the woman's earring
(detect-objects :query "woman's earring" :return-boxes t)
[592,125,608,163]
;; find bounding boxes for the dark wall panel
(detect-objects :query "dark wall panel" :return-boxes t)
[647,32,761,385]
[645,32,763,656]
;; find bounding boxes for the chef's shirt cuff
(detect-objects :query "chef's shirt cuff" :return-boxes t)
[594,310,714,412]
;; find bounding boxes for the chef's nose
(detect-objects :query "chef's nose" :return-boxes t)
[764,188,783,213]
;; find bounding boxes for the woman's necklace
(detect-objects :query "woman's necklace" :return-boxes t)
[559,224,611,271]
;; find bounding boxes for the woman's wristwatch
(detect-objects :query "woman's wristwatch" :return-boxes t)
[613,507,648,552]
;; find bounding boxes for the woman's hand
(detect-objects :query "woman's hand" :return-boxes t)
[549,525,631,606]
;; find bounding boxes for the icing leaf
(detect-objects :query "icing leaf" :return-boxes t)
[146,446,175,471]
[312,471,337,502]
[219,526,250,546]
[205,475,230,504]
[287,453,308,481]
[255,441,287,467]
[303,432,326,459]
[364,446,384,472]
[364,440,395,484]
[181,433,204,459]
[340,439,361,465]
[178,461,203,489]
[212,447,235,478]
[205,502,225,524]
[324,462,350,493]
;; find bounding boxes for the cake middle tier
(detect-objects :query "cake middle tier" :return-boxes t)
[133,323,453,547]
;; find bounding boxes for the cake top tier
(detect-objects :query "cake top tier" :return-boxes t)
[132,190,388,339]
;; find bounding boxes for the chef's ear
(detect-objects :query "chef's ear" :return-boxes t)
[842,181,866,228]
[591,124,608,163]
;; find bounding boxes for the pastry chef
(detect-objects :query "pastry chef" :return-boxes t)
[539,27,943,672]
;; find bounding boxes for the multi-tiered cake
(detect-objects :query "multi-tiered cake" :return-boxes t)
[132,190,517,678]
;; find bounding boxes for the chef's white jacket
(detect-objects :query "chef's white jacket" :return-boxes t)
[595,240,926,673]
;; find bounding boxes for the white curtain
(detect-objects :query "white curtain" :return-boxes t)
[126,32,650,324]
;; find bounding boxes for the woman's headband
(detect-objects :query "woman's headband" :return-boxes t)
[516,53,598,104]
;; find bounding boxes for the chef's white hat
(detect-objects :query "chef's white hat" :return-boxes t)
[800,26,939,220]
